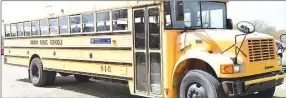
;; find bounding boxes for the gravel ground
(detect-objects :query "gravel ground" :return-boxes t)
[1,56,285,98]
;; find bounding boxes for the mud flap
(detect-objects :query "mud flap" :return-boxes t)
[28,69,30,79]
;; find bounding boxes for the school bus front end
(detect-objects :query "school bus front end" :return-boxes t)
[162,1,286,98]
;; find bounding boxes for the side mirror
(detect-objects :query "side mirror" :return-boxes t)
[237,21,255,34]
[226,19,233,30]
[175,1,184,21]
[280,34,286,44]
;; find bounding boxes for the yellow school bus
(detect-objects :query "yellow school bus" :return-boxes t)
[3,1,286,98]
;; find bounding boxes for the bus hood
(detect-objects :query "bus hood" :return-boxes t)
[182,29,275,58]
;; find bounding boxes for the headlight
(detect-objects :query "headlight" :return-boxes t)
[220,64,242,74]
[234,64,240,73]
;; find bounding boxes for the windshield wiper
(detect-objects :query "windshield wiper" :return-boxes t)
[181,26,199,33]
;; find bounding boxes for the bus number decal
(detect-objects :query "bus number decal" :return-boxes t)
[100,65,111,72]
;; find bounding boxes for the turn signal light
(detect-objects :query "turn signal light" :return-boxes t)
[220,64,234,74]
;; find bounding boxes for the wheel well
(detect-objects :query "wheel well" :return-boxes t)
[175,58,219,95]
[29,54,40,67]
[183,58,218,78]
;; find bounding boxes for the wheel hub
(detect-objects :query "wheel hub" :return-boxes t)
[31,64,39,82]
[187,83,207,98]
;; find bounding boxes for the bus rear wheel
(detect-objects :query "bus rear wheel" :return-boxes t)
[180,70,226,98]
[74,74,90,82]
[29,58,56,87]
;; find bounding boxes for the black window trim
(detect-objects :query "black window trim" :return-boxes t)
[11,23,18,37]
[31,20,40,36]
[69,14,82,34]
[48,18,59,35]
[4,8,132,38]
[96,10,111,32]
[58,16,70,35]
[4,24,11,37]
[163,1,227,30]
[82,12,95,33]
[17,22,24,37]
[23,21,32,36]
[112,8,129,31]
[39,19,50,36]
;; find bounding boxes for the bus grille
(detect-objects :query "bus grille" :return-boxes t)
[248,39,275,62]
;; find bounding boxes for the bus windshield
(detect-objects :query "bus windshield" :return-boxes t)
[164,1,227,29]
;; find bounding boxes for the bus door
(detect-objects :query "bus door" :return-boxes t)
[133,6,162,95]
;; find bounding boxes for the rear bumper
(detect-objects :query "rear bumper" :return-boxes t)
[222,71,286,97]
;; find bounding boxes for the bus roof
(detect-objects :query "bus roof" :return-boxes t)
[3,0,228,24]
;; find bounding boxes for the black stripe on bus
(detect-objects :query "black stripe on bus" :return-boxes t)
[4,31,131,39]
[41,57,133,66]
[4,55,29,58]
[6,63,28,68]
[44,68,133,80]
[4,46,132,50]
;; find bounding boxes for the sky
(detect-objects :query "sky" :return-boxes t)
[1,1,286,35]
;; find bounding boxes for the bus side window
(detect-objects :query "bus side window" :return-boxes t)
[31,20,39,36]
[40,19,49,35]
[83,13,94,33]
[49,18,58,35]
[24,21,31,36]
[112,9,128,31]
[17,23,24,36]
[70,15,81,33]
[11,24,17,37]
[96,11,110,32]
[5,24,11,37]
[59,16,69,34]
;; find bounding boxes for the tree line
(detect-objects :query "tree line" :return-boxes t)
[233,20,286,40]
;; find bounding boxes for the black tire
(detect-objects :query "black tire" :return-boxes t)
[74,74,90,82]
[241,87,275,98]
[29,58,56,86]
[180,70,226,98]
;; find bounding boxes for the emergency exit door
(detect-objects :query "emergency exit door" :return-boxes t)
[133,6,162,95]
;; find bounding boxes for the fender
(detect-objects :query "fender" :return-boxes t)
[172,48,234,85]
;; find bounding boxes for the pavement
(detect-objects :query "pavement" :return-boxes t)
[1,56,286,98]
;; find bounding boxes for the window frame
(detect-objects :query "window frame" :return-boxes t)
[10,23,18,37]
[69,14,82,34]
[48,18,59,35]
[58,16,70,35]
[96,10,111,33]
[23,21,31,36]
[31,20,40,36]
[111,8,129,32]
[39,19,50,36]
[163,1,227,30]
[82,12,95,33]
[5,8,132,38]
[4,24,11,37]
[17,22,24,37]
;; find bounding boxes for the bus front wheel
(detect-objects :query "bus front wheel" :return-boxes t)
[29,58,56,87]
[180,70,226,98]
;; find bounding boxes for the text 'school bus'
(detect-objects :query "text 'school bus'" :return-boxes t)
[3,1,286,98]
